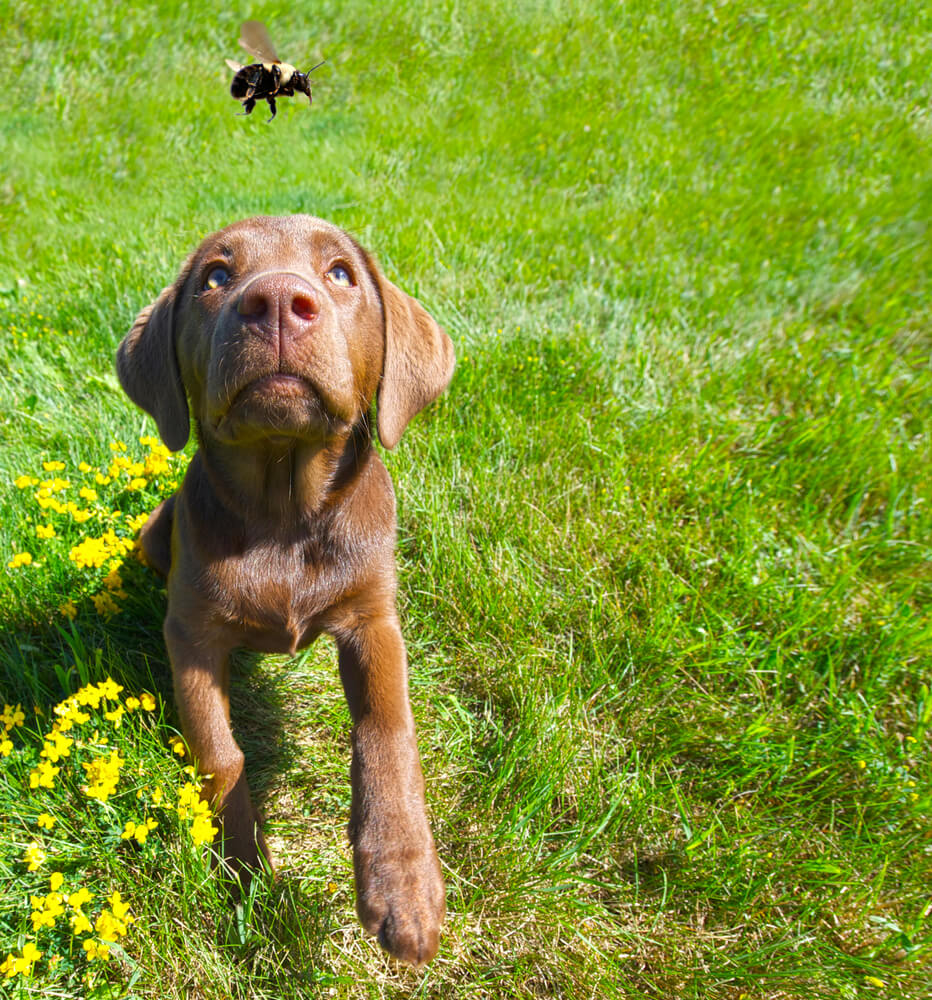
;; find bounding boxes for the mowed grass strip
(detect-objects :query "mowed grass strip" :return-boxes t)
[0,1,930,997]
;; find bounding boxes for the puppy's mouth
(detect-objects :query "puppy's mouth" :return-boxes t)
[212,373,345,444]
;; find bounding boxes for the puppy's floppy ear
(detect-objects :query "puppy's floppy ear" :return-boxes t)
[116,277,190,453]
[375,275,455,450]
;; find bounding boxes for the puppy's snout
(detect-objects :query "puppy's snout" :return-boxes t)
[236,273,319,338]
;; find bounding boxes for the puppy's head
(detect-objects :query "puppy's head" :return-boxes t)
[117,216,454,451]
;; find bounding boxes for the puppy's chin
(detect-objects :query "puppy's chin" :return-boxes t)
[211,375,347,446]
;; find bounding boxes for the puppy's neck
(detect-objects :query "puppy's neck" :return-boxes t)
[194,422,372,526]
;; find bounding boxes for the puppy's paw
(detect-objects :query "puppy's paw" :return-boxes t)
[353,833,445,966]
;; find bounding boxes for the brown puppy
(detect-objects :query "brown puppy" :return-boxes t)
[116,215,453,966]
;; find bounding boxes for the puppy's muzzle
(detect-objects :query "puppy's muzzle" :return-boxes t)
[236,270,320,351]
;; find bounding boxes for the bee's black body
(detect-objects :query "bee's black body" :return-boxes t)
[229,62,313,121]
[226,21,323,123]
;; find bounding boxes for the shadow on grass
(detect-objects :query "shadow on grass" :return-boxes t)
[0,555,301,815]
[216,870,339,987]
[0,554,349,976]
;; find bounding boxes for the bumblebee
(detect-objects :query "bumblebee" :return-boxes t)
[226,20,324,122]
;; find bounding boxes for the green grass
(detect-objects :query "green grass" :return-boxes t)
[1,0,930,996]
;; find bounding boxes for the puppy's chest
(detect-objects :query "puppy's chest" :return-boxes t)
[209,535,356,653]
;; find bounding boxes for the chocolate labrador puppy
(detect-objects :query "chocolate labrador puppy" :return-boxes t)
[116,215,453,966]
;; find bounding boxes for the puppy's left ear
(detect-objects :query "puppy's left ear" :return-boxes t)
[376,277,455,450]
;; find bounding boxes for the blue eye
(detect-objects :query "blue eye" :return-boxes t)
[326,264,353,287]
[204,266,230,290]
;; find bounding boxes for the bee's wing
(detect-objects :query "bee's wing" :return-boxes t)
[225,59,245,72]
[239,20,280,64]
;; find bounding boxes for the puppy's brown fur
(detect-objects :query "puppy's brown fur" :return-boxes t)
[116,215,453,966]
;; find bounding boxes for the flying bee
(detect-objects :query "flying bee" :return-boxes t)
[226,20,325,122]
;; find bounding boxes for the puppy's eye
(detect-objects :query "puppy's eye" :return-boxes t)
[325,264,354,288]
[203,266,231,291]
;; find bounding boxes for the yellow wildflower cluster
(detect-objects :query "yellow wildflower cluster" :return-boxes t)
[9,437,184,622]
[0,681,220,982]
[68,530,135,571]
[0,942,42,978]
[121,817,159,844]
[81,748,127,802]
[93,891,134,949]
[18,871,134,968]
[1,703,25,758]
[177,782,219,846]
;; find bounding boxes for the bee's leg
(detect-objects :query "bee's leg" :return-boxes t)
[265,96,277,123]
[237,98,256,116]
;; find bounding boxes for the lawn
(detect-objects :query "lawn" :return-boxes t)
[0,1,930,997]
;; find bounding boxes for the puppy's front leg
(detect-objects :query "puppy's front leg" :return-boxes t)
[337,615,445,966]
[164,616,268,885]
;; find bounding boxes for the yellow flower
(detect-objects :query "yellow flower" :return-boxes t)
[190,811,219,846]
[0,738,12,757]
[59,600,78,620]
[128,477,148,491]
[23,841,46,871]
[75,684,103,709]
[98,677,123,700]
[95,892,133,941]
[78,461,93,473]
[40,477,70,492]
[21,941,42,969]
[109,891,132,920]
[79,486,98,502]
[54,695,91,727]
[1,941,43,978]
[43,460,66,471]
[109,441,127,452]
[36,494,66,512]
[30,891,65,930]
[29,760,60,790]
[95,473,111,486]
[176,781,208,819]
[121,817,158,844]
[125,511,149,532]
[92,592,121,617]
[1,704,25,729]
[170,737,186,757]
[68,886,92,909]
[37,813,56,830]
[41,729,74,763]
[144,452,171,476]
[69,538,109,568]
[104,705,125,728]
[83,939,109,961]
[8,552,33,569]
[139,692,157,712]
[14,475,39,489]
[81,749,125,802]
[36,524,56,539]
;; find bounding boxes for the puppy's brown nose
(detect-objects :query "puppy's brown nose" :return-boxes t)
[236,273,319,338]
